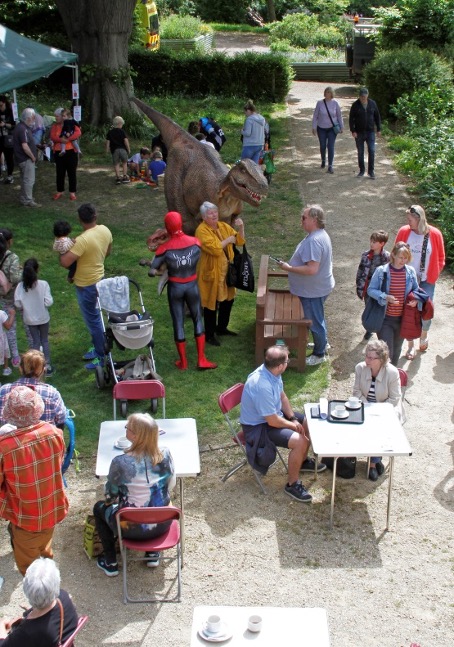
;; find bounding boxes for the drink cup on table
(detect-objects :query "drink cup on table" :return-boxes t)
[248,615,262,632]
[334,405,346,416]
[206,615,221,634]
[347,396,360,408]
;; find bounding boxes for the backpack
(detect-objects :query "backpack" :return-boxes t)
[199,117,226,151]
[0,252,12,296]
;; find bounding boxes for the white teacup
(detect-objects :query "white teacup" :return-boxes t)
[347,396,360,408]
[116,436,130,449]
[334,405,346,416]
[248,615,262,633]
[205,615,221,634]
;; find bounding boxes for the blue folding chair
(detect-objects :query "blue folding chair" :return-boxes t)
[62,412,77,486]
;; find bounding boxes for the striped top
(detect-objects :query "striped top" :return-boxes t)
[386,266,406,317]
[367,377,377,402]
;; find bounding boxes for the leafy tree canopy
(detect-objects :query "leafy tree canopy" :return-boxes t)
[374,0,454,51]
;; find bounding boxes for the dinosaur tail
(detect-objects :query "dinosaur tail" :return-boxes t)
[132,97,185,144]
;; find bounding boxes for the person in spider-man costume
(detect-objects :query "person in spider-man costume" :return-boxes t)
[148,211,217,370]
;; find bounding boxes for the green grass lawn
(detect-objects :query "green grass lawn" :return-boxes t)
[0,91,328,460]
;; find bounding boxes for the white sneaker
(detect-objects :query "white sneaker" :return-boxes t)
[2,367,12,376]
[307,342,331,351]
[306,354,326,366]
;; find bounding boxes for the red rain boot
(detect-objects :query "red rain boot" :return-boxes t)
[175,340,188,370]
[195,334,217,370]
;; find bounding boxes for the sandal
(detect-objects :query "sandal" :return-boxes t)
[419,336,429,352]
[405,345,416,360]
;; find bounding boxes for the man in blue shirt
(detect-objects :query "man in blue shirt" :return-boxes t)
[240,345,326,502]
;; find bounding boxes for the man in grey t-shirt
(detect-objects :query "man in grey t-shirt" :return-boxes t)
[279,204,335,365]
[13,108,40,208]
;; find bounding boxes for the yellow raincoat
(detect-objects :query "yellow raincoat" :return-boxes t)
[195,221,246,310]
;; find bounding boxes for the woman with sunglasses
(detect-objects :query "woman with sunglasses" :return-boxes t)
[367,242,420,366]
[93,413,175,576]
[395,205,445,358]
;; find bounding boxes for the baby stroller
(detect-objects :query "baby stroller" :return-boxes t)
[95,276,159,413]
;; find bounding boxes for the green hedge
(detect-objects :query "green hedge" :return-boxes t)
[363,46,452,119]
[129,48,293,101]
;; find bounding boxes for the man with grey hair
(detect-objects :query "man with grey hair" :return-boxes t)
[12,107,41,207]
[279,205,335,366]
[349,87,381,179]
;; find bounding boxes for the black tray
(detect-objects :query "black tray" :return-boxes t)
[327,399,364,424]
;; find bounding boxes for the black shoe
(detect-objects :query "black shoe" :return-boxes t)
[216,329,238,336]
[321,160,326,169]
[206,335,221,346]
[357,171,365,177]
[369,467,378,482]
[300,457,327,473]
[97,556,119,577]
[375,461,385,476]
[327,166,334,174]
[284,480,312,502]
[368,172,376,180]
[363,331,372,341]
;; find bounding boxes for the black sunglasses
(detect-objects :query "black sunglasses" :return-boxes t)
[409,207,421,216]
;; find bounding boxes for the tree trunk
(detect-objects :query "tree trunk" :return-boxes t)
[55,0,137,126]
[266,0,276,22]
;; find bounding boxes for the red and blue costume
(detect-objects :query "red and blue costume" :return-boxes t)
[150,212,216,370]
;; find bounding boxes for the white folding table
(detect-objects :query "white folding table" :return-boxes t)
[191,605,330,646]
[304,402,412,529]
[96,418,200,559]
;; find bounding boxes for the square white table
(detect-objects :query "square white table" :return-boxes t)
[304,402,412,529]
[96,418,200,559]
[191,606,330,646]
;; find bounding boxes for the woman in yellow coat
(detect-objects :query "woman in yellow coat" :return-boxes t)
[196,201,245,346]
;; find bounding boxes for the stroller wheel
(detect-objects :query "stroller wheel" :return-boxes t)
[120,400,128,418]
[151,398,158,414]
[95,365,106,389]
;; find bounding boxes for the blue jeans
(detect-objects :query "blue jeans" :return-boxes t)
[299,295,328,357]
[76,284,105,359]
[355,131,376,174]
[317,127,337,167]
[241,145,262,164]
[419,281,435,332]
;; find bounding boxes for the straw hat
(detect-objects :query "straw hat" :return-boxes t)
[3,386,44,427]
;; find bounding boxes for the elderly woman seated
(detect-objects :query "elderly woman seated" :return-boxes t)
[0,558,79,645]
[352,339,405,482]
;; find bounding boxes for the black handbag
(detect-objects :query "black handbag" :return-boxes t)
[4,134,14,148]
[323,457,357,479]
[226,244,255,293]
[361,271,388,333]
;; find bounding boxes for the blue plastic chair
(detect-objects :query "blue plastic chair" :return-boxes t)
[62,412,76,486]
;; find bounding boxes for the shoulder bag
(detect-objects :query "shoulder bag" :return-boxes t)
[226,244,255,293]
[361,270,388,333]
[323,99,341,135]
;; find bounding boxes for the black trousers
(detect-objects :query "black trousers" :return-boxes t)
[55,149,78,193]
[204,300,234,339]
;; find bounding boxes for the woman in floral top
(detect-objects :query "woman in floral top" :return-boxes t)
[94,413,175,576]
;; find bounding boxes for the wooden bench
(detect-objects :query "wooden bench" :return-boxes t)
[255,255,312,372]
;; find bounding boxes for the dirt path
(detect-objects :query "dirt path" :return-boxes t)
[0,76,453,646]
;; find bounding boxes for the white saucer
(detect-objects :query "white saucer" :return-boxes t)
[345,402,362,410]
[114,440,131,450]
[331,410,349,419]
[198,622,232,643]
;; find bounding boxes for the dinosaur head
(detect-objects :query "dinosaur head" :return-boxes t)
[223,159,269,208]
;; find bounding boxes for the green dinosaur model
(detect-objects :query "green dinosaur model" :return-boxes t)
[132,98,269,232]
